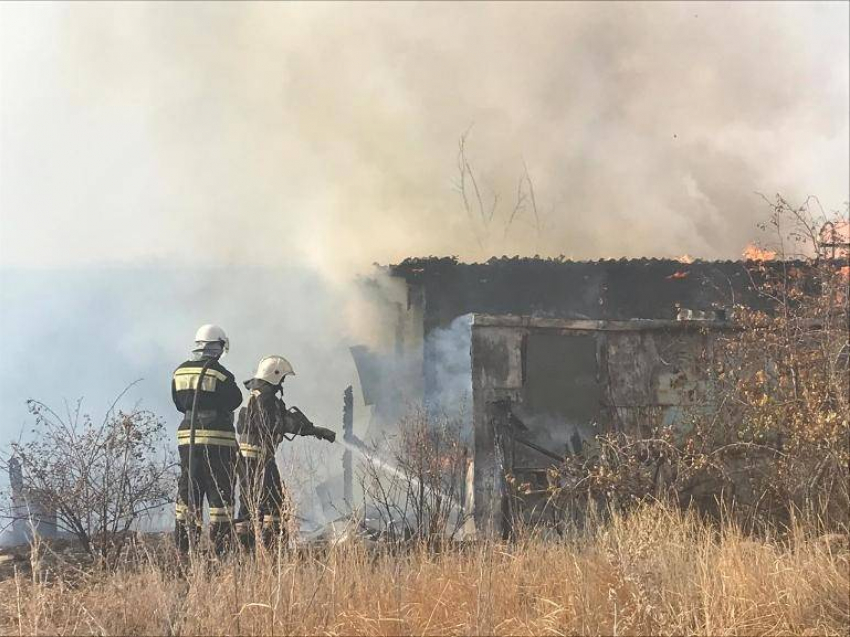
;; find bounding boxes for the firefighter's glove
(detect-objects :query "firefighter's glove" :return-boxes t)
[315,427,336,443]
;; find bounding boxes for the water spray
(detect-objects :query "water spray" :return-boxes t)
[334,435,463,517]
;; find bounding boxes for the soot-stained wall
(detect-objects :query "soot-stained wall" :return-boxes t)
[469,315,727,537]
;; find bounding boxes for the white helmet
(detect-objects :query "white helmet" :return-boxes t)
[194,324,230,353]
[252,355,295,385]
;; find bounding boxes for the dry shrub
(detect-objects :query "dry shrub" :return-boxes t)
[2,393,175,568]
[1,501,847,636]
[551,196,849,530]
[359,408,470,543]
[709,197,849,525]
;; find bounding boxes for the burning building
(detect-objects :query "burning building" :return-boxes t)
[350,257,782,537]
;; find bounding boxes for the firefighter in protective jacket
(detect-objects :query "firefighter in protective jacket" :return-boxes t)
[236,355,335,548]
[172,324,242,554]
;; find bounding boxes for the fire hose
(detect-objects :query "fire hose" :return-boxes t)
[185,357,215,552]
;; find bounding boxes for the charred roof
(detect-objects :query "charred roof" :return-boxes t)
[387,256,807,327]
[390,255,810,279]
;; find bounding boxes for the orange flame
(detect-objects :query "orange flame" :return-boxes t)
[743,243,777,261]
[667,270,690,280]
[676,254,695,264]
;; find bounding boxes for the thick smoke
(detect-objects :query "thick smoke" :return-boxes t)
[424,314,473,428]
[1,2,847,273]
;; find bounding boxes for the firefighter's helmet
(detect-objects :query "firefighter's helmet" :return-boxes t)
[194,324,230,353]
[252,355,295,385]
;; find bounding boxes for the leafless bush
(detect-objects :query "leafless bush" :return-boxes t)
[359,408,470,543]
[454,128,545,251]
[1,391,176,568]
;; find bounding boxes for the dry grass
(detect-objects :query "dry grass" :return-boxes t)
[1,503,847,636]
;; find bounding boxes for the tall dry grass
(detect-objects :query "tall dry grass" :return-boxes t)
[1,503,847,636]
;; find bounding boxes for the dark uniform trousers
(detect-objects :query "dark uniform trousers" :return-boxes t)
[234,379,334,549]
[175,439,237,554]
[237,445,287,548]
[171,357,242,555]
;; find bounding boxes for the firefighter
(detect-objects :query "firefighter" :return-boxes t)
[236,355,335,549]
[172,324,243,555]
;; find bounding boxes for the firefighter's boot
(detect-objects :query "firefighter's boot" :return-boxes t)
[234,519,256,552]
[210,521,234,556]
[174,519,201,554]
[262,515,287,551]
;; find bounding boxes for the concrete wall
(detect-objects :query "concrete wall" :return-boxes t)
[470,315,724,536]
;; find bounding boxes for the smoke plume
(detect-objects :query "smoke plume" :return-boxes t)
[1,2,847,274]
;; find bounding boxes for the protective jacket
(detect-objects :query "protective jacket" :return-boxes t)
[172,358,243,445]
[236,378,328,458]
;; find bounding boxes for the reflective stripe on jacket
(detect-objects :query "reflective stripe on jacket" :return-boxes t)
[176,428,238,447]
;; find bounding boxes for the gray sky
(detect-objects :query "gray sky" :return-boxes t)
[0,2,848,436]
